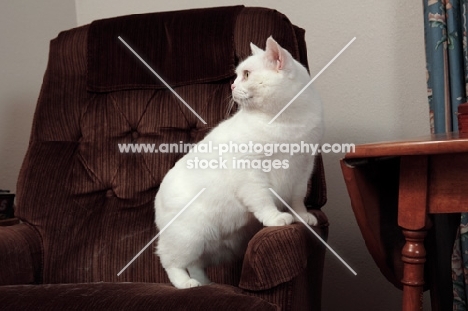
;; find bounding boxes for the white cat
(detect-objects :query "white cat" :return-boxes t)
[154,37,323,289]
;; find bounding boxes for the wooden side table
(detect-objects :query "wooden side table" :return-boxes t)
[341,133,468,311]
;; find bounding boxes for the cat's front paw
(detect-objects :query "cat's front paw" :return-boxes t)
[180,278,202,289]
[294,212,318,226]
[263,212,294,226]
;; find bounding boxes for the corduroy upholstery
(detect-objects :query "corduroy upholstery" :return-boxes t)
[0,6,328,310]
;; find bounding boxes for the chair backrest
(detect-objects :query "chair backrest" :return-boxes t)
[16,6,326,284]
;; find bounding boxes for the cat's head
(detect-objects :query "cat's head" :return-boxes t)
[231,37,310,113]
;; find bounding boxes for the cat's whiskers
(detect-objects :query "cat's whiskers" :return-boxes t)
[224,98,236,119]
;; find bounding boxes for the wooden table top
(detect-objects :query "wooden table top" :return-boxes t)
[344,133,468,159]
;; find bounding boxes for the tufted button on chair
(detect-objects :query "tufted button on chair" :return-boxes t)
[0,6,328,310]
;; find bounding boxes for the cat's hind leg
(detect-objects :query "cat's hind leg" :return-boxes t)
[164,267,201,288]
[157,224,205,289]
[187,261,211,285]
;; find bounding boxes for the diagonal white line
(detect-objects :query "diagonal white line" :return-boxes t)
[268,188,357,275]
[268,37,356,124]
[118,36,207,125]
[117,188,206,276]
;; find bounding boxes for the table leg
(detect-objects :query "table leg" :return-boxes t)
[398,156,429,311]
[401,229,427,311]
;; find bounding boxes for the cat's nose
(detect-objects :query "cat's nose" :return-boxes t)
[231,84,235,90]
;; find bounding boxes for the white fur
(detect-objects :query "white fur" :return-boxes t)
[154,37,323,289]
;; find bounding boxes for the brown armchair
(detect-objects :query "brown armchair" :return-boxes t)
[0,6,328,310]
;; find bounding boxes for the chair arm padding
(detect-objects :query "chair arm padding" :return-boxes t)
[239,211,328,291]
[0,223,42,285]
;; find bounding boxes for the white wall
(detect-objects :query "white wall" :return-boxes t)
[0,1,77,192]
[2,0,431,310]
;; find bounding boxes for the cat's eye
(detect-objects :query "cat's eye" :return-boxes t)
[243,70,250,79]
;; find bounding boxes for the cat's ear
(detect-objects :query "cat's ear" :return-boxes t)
[250,42,263,55]
[264,36,291,71]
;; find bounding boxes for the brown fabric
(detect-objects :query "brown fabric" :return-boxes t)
[240,225,308,291]
[0,223,42,285]
[0,283,279,311]
[306,154,327,209]
[233,7,302,62]
[244,265,323,311]
[241,222,328,311]
[293,26,309,72]
[88,6,244,92]
[5,6,328,311]
[239,222,327,291]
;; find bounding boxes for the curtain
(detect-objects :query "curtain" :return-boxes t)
[424,0,466,133]
[423,0,468,309]
[453,214,468,309]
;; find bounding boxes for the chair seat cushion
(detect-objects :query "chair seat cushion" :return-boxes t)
[0,282,278,310]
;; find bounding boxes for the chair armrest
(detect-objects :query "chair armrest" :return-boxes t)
[239,210,328,291]
[0,223,42,285]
